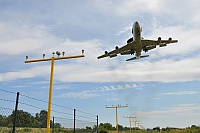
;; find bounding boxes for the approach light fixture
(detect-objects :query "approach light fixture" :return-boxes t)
[56,51,61,57]
[62,51,65,56]
[52,52,55,57]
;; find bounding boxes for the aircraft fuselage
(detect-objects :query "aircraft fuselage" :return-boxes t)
[132,21,142,58]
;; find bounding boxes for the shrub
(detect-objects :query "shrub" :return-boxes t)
[23,128,32,132]
[99,128,108,133]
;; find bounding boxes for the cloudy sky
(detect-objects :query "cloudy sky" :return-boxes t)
[1,0,200,129]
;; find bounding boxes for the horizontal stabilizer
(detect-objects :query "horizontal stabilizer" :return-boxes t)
[97,55,107,59]
[126,57,137,61]
[126,55,149,61]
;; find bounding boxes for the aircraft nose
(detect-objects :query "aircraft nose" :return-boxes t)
[134,21,139,27]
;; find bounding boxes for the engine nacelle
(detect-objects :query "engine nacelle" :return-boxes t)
[121,51,132,55]
[127,37,133,43]
[148,45,156,49]
[168,37,172,43]
[144,45,156,52]
[143,46,148,52]
[105,51,108,55]
[159,44,167,47]
[109,54,117,58]
[158,37,161,44]
[115,46,119,53]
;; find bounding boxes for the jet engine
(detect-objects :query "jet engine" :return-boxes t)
[143,45,156,52]
[105,51,108,55]
[121,51,132,55]
[109,54,117,58]
[159,44,167,47]
[158,37,161,44]
[115,46,119,52]
[127,37,133,43]
[168,37,172,43]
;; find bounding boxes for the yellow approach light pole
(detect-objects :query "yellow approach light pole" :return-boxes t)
[134,120,140,131]
[25,50,84,133]
[123,116,136,133]
[106,105,128,133]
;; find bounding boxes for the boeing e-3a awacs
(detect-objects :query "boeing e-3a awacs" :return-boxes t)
[97,21,178,61]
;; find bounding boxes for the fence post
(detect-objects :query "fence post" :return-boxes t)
[12,92,19,133]
[96,115,98,133]
[74,109,76,133]
[52,116,54,133]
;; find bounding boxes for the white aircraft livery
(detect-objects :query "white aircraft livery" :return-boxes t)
[97,21,178,61]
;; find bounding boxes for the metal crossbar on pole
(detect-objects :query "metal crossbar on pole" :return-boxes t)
[25,51,84,133]
[123,116,136,133]
[105,105,128,133]
[25,55,84,63]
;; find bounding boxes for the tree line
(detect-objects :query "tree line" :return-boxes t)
[98,122,200,133]
[0,109,61,128]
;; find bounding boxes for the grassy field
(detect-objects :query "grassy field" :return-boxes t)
[0,127,94,133]
[1,127,200,133]
[0,127,71,133]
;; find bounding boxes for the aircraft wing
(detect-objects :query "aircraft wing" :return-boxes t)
[97,54,109,59]
[97,42,135,59]
[142,39,178,47]
[141,38,178,51]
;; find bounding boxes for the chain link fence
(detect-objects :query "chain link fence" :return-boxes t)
[0,88,98,133]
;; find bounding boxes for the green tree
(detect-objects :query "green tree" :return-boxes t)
[86,126,92,130]
[6,110,40,128]
[99,123,113,130]
[0,114,7,126]
[99,128,108,133]
[191,125,197,129]
[35,110,47,128]
[54,123,61,128]
[118,124,123,130]
[93,125,97,130]
[0,109,62,128]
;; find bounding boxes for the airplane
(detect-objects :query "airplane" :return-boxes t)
[97,21,178,61]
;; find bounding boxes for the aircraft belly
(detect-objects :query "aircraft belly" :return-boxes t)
[135,42,142,57]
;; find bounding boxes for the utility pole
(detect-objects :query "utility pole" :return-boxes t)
[123,116,136,133]
[106,105,128,133]
[25,50,84,133]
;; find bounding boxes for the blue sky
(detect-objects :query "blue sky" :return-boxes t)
[1,0,200,129]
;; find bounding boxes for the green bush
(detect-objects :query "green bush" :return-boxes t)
[98,128,108,133]
[23,128,32,132]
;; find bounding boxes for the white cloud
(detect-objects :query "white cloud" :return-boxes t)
[93,84,141,92]
[1,54,200,83]
[159,91,200,96]
[92,0,200,26]
[135,103,200,118]
[107,98,119,101]
[135,104,200,128]
[0,22,59,55]
[0,1,200,84]
[58,91,99,99]
[0,65,50,82]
